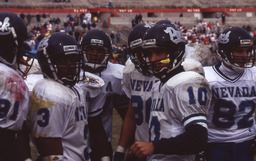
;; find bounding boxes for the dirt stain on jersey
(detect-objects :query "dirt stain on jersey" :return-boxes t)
[28,90,56,114]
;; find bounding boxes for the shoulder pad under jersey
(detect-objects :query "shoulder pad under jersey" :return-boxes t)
[104,62,124,79]
[81,72,105,89]
[181,58,204,76]
[123,60,135,74]
[166,71,206,88]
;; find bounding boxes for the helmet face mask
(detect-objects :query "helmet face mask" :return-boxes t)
[83,45,109,73]
[229,46,255,68]
[143,47,184,79]
[54,54,81,83]
[37,33,82,87]
[80,29,112,73]
[218,27,255,70]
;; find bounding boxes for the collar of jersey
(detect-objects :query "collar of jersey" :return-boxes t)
[213,64,244,83]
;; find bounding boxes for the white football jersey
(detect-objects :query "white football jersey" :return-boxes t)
[78,71,105,118]
[204,66,256,143]
[122,62,159,142]
[148,71,211,161]
[95,62,127,142]
[28,79,89,161]
[0,63,29,131]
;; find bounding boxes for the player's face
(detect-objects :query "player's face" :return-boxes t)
[85,46,106,64]
[55,54,80,80]
[144,48,169,72]
[230,47,253,67]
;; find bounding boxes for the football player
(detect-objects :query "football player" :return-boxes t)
[113,23,159,161]
[0,11,32,161]
[129,23,211,161]
[27,32,106,161]
[204,27,256,161]
[80,29,129,161]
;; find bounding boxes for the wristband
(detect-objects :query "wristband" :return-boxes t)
[25,159,32,161]
[116,145,126,153]
[42,155,64,161]
[101,156,111,161]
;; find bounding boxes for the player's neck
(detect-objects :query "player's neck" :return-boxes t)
[220,62,243,79]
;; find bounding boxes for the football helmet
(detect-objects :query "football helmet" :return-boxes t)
[155,19,175,26]
[128,23,152,75]
[0,11,33,77]
[218,27,255,70]
[37,32,82,87]
[80,29,112,73]
[142,23,186,81]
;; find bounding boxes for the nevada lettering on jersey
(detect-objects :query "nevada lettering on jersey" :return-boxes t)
[130,79,157,92]
[212,86,256,98]
[151,98,164,112]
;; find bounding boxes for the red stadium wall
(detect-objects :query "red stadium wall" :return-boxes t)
[1,8,256,17]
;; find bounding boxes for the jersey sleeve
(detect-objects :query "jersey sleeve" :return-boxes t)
[168,72,211,129]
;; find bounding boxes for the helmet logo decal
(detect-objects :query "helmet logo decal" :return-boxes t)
[37,35,50,52]
[164,27,185,44]
[218,31,231,44]
[240,39,253,47]
[63,45,78,52]
[91,39,103,45]
[144,39,156,47]
[0,17,10,32]
[130,38,142,48]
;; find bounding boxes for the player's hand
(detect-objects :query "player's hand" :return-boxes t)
[113,151,125,161]
[195,151,207,161]
[129,141,154,158]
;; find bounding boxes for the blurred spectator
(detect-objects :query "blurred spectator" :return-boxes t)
[42,13,46,19]
[221,12,226,24]
[79,13,85,26]
[20,12,25,21]
[131,19,136,27]
[35,34,45,50]
[138,13,143,24]
[108,1,114,9]
[46,22,52,32]
[115,31,121,44]
[110,31,115,44]
[36,13,41,25]
[102,20,108,28]
[135,14,139,24]
[74,29,80,42]
[26,13,32,26]
[92,21,96,28]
